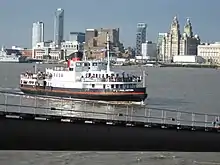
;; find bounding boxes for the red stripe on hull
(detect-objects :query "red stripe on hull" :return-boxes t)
[20,87,145,95]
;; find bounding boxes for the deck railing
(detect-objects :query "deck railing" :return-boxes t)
[0,90,219,129]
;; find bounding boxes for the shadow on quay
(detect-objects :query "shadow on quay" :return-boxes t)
[0,116,220,151]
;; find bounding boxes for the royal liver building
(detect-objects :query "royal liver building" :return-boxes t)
[161,16,200,62]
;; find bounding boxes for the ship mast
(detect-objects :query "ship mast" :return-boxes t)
[34,63,37,73]
[143,70,145,87]
[106,32,110,72]
[83,49,87,61]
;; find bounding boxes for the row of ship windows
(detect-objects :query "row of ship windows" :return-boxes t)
[45,73,117,78]
[62,45,77,48]
[36,56,60,59]
[21,82,136,89]
[85,73,119,78]
[51,73,120,79]
[199,52,219,54]
[199,48,220,50]
[21,80,136,89]
[50,73,124,79]
[75,62,107,67]
[53,73,64,77]
[92,84,136,89]
[21,81,35,84]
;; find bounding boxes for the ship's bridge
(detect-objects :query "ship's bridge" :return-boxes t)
[68,60,107,72]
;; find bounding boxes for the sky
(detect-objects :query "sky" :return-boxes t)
[0,0,220,48]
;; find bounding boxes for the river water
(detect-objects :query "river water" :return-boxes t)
[1,63,220,164]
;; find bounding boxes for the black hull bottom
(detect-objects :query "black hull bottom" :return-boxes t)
[20,88,148,102]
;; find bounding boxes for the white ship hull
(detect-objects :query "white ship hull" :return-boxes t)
[0,56,19,63]
[0,47,20,63]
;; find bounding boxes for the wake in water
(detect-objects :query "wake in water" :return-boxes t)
[0,87,21,93]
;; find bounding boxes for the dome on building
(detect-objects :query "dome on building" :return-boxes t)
[182,32,187,38]
[194,34,199,39]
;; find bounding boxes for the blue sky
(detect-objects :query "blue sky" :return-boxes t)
[0,0,219,48]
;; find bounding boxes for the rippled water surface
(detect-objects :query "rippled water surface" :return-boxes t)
[0,63,220,164]
[1,152,220,165]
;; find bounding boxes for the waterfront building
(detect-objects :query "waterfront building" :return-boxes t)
[136,23,147,56]
[54,8,64,48]
[32,40,82,60]
[61,40,83,57]
[85,28,120,47]
[21,49,32,57]
[85,28,123,59]
[35,41,54,49]
[69,32,85,43]
[161,17,200,62]
[161,16,181,62]
[85,29,98,47]
[179,18,200,56]
[157,33,167,60]
[141,41,157,60]
[179,33,200,56]
[33,48,64,60]
[32,21,44,48]
[198,42,220,64]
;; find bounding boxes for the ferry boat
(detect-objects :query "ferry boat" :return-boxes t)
[19,34,148,103]
[0,46,21,63]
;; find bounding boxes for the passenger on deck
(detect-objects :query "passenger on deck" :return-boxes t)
[213,117,220,128]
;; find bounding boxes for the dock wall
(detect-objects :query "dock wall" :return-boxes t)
[0,117,220,151]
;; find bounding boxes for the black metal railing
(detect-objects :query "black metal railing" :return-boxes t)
[0,90,219,130]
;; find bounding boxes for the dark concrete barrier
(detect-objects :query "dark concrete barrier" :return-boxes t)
[0,117,220,151]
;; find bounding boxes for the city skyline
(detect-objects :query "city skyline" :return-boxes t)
[0,0,220,48]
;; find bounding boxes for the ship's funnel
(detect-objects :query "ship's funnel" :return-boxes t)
[67,59,71,68]
[67,52,83,61]
[71,57,81,61]
[66,51,83,68]
[67,58,79,68]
